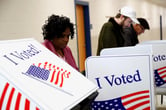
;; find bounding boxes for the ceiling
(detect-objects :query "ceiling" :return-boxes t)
[148,0,166,7]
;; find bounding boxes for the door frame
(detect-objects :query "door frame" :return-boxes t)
[75,0,92,71]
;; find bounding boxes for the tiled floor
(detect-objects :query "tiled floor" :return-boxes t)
[157,107,166,110]
[156,95,166,110]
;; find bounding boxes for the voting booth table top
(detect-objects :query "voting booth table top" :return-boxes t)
[0,38,98,110]
[85,45,156,109]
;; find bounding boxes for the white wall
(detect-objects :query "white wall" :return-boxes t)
[0,0,78,64]
[0,0,75,42]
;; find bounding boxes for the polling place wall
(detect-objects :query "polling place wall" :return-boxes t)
[0,0,78,66]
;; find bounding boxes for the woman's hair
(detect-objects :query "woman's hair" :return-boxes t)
[42,14,74,40]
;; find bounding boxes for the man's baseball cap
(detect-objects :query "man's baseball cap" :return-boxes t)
[120,6,139,24]
[137,18,150,30]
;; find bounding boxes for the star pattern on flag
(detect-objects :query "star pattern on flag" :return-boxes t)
[91,97,125,110]
[154,68,166,86]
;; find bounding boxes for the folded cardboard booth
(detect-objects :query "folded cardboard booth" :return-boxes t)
[139,40,166,90]
[138,40,166,105]
[85,45,156,109]
[0,38,98,110]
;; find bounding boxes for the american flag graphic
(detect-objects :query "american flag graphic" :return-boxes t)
[154,66,166,86]
[25,62,71,88]
[0,78,41,110]
[91,90,150,110]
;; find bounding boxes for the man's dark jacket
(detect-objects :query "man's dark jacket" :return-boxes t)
[123,24,138,46]
[96,18,124,55]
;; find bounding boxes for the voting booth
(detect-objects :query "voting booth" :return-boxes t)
[139,40,166,89]
[85,45,155,109]
[0,71,42,109]
[0,38,98,110]
[138,40,166,106]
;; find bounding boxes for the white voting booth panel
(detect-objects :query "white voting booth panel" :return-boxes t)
[0,38,98,110]
[139,40,166,94]
[0,71,41,110]
[141,40,166,44]
[100,45,152,56]
[85,49,155,109]
[101,45,165,87]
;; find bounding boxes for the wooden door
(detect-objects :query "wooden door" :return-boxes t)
[76,5,86,73]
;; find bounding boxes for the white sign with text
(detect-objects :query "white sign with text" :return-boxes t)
[0,38,98,110]
[86,46,155,110]
[139,40,166,88]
